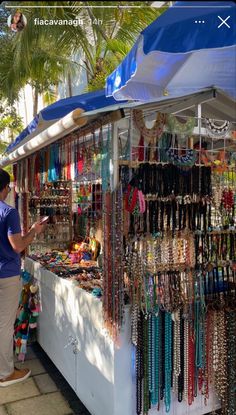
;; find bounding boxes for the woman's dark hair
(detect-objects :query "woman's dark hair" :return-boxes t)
[11,12,22,24]
[0,169,10,192]
[11,12,25,32]
[16,21,25,31]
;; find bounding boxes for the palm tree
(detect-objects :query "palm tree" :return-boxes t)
[0,8,78,115]
[1,1,164,108]
[0,2,80,114]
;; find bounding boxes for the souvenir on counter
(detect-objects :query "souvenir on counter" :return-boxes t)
[29,249,102,295]
[70,236,100,263]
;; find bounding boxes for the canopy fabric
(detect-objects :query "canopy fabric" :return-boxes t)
[2,87,236,168]
[40,89,125,121]
[106,1,236,102]
[6,89,126,154]
[6,115,39,154]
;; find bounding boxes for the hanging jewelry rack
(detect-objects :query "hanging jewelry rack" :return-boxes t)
[119,108,236,148]
[118,101,236,415]
[118,149,236,167]
[124,107,236,124]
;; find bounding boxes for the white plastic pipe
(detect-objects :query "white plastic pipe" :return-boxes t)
[0,108,87,168]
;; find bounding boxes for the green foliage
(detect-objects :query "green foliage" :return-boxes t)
[0,141,8,154]
[0,100,23,141]
[0,141,13,177]
[0,1,163,100]
[0,1,78,107]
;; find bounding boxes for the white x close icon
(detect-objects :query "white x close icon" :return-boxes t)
[217,15,231,29]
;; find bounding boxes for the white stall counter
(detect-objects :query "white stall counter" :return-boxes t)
[25,258,220,415]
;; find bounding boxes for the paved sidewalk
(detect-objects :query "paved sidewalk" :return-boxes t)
[0,343,221,415]
[0,343,91,415]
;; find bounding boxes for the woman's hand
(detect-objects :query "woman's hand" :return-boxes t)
[31,222,47,235]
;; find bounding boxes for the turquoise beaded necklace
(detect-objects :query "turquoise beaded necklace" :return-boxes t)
[151,311,160,406]
[148,315,153,395]
[195,272,206,372]
[143,314,149,414]
[164,312,172,413]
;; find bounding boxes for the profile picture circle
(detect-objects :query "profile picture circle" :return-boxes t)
[7,11,27,33]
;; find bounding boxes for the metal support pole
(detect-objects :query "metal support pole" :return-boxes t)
[197,103,202,163]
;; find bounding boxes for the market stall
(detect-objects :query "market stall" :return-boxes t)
[105,0,236,411]
[1,87,236,415]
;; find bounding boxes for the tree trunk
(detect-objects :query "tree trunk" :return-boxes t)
[33,87,39,117]
[23,88,29,125]
[55,83,59,100]
[67,72,73,97]
[83,57,92,86]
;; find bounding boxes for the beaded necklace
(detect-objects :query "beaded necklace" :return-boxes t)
[133,109,166,141]
[131,304,139,347]
[184,318,189,402]
[226,310,236,414]
[148,314,154,395]
[205,118,231,138]
[195,272,206,377]
[77,143,84,175]
[17,160,22,193]
[159,310,165,402]
[151,311,160,406]
[101,125,111,192]
[103,186,124,341]
[113,185,124,336]
[166,148,197,167]
[73,140,78,180]
[45,148,49,182]
[204,310,213,403]
[13,164,19,194]
[143,314,150,413]
[188,323,195,405]
[178,313,185,402]
[172,310,181,395]
[137,135,145,162]
[35,154,40,194]
[216,310,228,407]
[125,185,139,213]
[124,147,236,414]
[102,191,112,334]
[70,140,75,182]
[136,311,144,415]
[39,150,46,186]
[166,114,195,136]
[164,311,172,412]
[24,158,29,192]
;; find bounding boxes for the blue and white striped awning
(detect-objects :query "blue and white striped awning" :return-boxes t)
[106,1,236,102]
[6,89,127,154]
